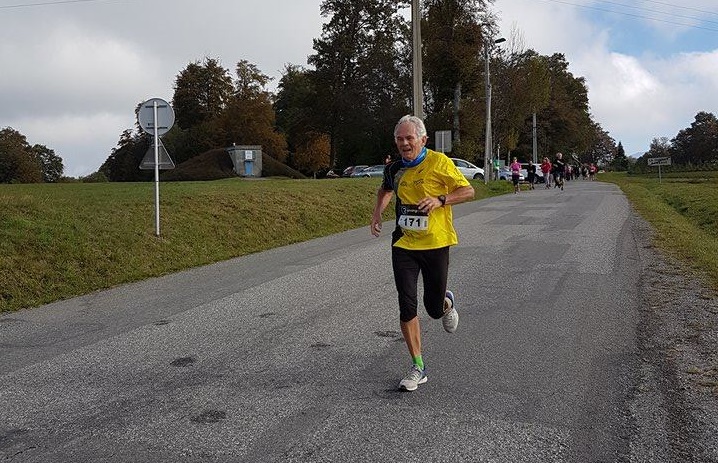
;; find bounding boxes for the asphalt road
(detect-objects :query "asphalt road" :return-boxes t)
[1,180,652,462]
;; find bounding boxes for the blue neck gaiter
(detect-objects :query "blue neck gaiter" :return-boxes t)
[402,147,427,168]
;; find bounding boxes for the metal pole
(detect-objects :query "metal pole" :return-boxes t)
[153,101,160,237]
[484,46,491,185]
[412,0,423,118]
[532,112,538,164]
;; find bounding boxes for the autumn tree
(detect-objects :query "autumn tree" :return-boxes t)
[217,60,288,163]
[523,53,592,159]
[275,65,332,172]
[293,132,331,174]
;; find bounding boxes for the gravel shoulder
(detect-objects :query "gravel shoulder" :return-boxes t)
[631,214,718,463]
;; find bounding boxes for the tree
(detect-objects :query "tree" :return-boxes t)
[275,65,319,159]
[98,129,152,182]
[293,131,331,174]
[611,141,629,171]
[422,0,493,144]
[649,136,672,157]
[217,60,288,163]
[172,58,233,130]
[583,122,616,167]
[308,0,410,168]
[671,111,718,166]
[526,53,593,159]
[0,127,44,183]
[170,58,289,163]
[32,144,64,182]
[493,49,551,162]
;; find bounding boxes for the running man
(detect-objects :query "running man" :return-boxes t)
[370,115,475,391]
[552,152,566,191]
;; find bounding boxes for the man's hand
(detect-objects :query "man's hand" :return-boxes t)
[370,214,383,237]
[417,196,442,213]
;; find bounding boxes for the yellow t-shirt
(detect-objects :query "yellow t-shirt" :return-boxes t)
[381,150,470,250]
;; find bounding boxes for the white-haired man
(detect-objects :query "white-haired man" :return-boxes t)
[370,115,475,391]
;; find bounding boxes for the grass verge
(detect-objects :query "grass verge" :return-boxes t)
[1,177,510,312]
[600,171,718,290]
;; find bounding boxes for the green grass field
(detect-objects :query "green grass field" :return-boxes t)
[2,172,716,313]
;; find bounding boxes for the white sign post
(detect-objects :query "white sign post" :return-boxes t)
[138,98,175,237]
[647,156,671,183]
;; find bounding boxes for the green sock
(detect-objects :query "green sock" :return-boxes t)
[412,355,424,370]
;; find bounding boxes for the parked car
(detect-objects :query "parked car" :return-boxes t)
[450,158,484,180]
[352,164,385,177]
[315,168,340,179]
[342,165,368,177]
[521,162,544,183]
[498,166,525,181]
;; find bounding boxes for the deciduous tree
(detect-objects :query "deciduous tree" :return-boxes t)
[0,127,45,183]
[671,111,718,165]
[309,0,410,168]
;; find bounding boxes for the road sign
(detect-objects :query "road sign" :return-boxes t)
[647,156,671,166]
[137,98,175,238]
[140,138,175,170]
[138,98,175,136]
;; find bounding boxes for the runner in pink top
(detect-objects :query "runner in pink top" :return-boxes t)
[510,157,521,194]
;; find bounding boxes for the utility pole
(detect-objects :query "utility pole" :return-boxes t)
[412,0,423,118]
[532,112,538,164]
[483,37,505,185]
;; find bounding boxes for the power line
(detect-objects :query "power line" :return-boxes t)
[0,0,111,9]
[593,0,718,26]
[537,0,718,33]
[638,0,718,17]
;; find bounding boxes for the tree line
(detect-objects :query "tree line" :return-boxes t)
[628,111,718,173]
[0,127,64,183]
[2,0,718,184]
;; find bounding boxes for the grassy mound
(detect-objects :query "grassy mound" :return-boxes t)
[160,149,307,181]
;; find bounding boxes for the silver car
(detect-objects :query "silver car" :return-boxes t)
[351,164,385,177]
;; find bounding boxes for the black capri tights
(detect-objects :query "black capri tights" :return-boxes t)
[392,246,450,322]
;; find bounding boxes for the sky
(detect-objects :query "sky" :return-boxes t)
[1,0,717,177]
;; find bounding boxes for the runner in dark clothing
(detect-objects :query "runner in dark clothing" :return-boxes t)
[552,152,566,191]
[526,161,536,190]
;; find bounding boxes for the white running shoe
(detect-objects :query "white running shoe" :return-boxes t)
[442,291,459,333]
[398,364,427,391]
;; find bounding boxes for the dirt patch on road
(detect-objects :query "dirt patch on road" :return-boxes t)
[631,215,718,463]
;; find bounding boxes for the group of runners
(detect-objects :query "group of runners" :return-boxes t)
[508,153,596,193]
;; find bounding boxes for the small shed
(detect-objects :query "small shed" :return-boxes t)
[227,145,262,177]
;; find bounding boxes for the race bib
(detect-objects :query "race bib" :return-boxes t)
[398,205,429,231]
